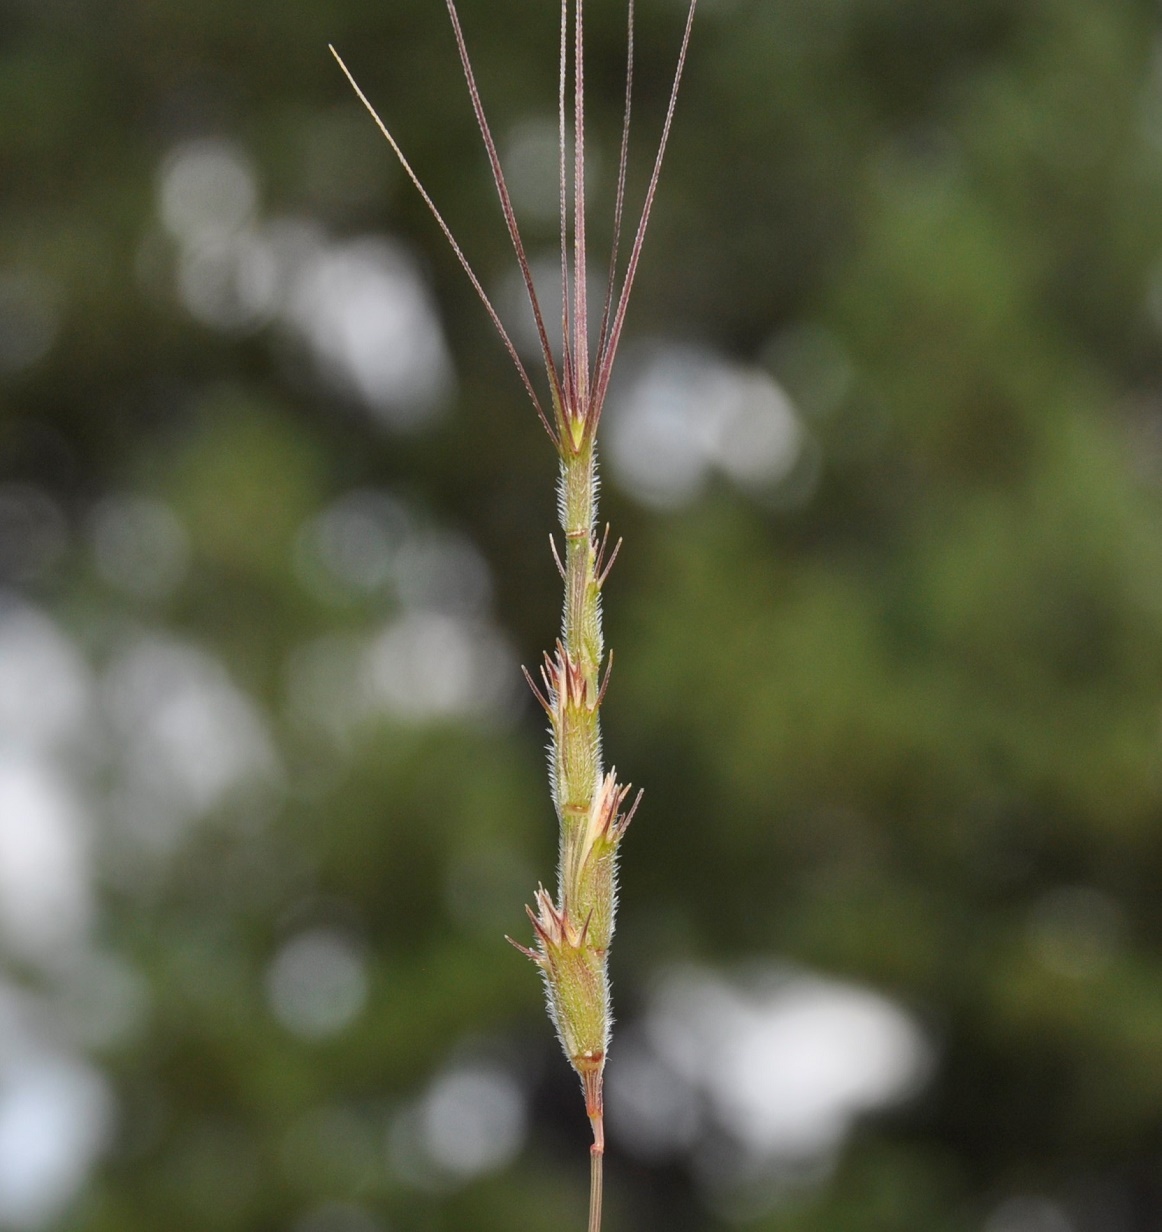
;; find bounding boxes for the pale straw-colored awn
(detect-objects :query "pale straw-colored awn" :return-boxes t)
[330,3,696,1226]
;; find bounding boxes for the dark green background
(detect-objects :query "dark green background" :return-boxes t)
[5,0,1162,1228]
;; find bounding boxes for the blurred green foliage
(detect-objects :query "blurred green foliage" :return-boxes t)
[6,0,1162,1229]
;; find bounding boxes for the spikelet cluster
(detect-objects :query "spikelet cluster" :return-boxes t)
[515,607,641,1133]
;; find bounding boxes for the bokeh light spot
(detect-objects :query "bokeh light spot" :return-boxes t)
[985,1196,1074,1232]
[266,929,369,1041]
[419,1064,527,1179]
[89,495,190,602]
[0,1051,113,1231]
[606,346,808,508]
[159,139,258,244]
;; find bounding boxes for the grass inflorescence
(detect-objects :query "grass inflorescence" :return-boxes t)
[332,3,696,1226]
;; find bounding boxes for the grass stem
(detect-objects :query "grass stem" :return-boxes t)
[589,1139,604,1232]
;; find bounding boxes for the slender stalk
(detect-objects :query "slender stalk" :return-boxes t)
[589,1141,604,1232]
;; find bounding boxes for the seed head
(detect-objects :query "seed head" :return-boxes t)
[332,3,697,1217]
